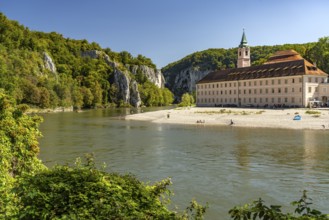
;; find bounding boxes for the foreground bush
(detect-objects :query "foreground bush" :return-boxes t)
[229,190,329,220]
[13,155,206,219]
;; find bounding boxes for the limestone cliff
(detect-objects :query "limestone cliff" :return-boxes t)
[128,65,164,88]
[43,52,57,73]
[163,66,212,101]
[81,50,164,107]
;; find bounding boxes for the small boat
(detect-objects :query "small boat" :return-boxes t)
[293,115,301,120]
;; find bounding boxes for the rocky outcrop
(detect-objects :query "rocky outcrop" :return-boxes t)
[81,50,103,59]
[112,68,142,107]
[82,50,166,107]
[163,66,212,101]
[128,65,164,88]
[43,52,56,73]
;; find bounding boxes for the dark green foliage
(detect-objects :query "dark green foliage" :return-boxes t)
[229,191,329,220]
[14,156,178,219]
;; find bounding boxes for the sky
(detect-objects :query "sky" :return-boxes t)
[1,0,329,68]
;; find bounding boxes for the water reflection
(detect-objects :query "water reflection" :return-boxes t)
[38,109,329,218]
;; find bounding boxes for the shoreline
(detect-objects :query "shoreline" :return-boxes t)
[125,107,329,130]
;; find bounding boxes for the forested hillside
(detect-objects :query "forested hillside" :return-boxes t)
[162,37,329,100]
[0,13,173,109]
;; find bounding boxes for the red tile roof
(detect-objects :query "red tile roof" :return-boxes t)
[197,50,327,84]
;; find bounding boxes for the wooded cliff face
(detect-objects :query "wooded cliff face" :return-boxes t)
[0,13,173,108]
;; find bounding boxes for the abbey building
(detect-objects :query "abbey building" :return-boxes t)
[196,31,329,108]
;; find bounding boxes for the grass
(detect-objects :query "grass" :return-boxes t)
[305,110,321,115]
[194,109,266,115]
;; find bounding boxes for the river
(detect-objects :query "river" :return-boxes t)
[38,108,329,219]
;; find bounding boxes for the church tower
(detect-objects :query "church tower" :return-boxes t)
[237,29,250,68]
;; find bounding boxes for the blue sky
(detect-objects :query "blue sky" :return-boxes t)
[1,0,329,68]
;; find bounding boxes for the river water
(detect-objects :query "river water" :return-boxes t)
[38,108,329,219]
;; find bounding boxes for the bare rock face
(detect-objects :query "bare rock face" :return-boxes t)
[129,65,165,88]
[163,66,211,100]
[81,50,165,107]
[43,52,56,73]
[129,80,142,107]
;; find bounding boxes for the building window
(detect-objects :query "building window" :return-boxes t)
[216,84,219,88]
[278,98,281,103]
[260,89,262,94]
[315,78,319,83]
[254,81,257,86]
[308,78,312,83]
[254,98,257,103]
[260,98,262,103]
[308,87,312,93]
[285,88,288,93]
[213,84,214,88]
[292,97,295,103]
[212,91,214,95]
[285,97,288,103]
[278,88,281,93]
[272,98,275,103]
[299,87,302,92]
[234,83,236,87]
[292,88,294,93]
[299,78,302,83]
[254,89,257,94]
[249,98,251,103]
[244,90,246,94]
[225,83,227,87]
[249,82,251,86]
[272,80,275,85]
[234,90,236,94]
[285,79,288,84]
[239,51,241,56]
[278,79,281,84]
[238,82,241,86]
[216,91,219,95]
[266,80,268,85]
[272,88,275,93]
[315,87,318,92]
[292,78,295,83]
[244,82,246,86]
[266,88,268,94]
[249,89,251,94]
[229,90,231,95]
[221,91,223,95]
[265,98,268,102]
[229,83,232,87]
[245,50,248,56]
[260,81,263,86]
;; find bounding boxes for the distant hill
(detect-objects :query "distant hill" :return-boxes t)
[0,13,173,108]
[162,39,329,101]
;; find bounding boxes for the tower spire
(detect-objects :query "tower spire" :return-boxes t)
[237,29,250,68]
[239,28,248,48]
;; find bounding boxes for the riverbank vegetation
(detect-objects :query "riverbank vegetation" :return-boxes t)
[229,191,329,219]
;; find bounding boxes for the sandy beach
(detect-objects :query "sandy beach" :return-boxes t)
[125,107,329,130]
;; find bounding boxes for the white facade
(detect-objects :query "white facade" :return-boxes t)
[196,75,328,108]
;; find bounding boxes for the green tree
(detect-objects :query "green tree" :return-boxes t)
[0,90,45,218]
[178,93,194,107]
